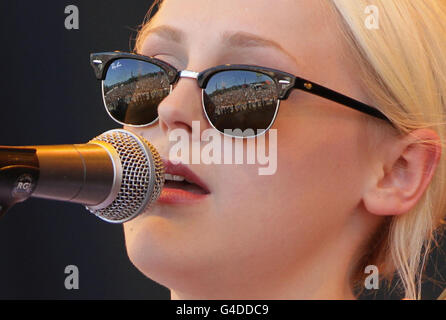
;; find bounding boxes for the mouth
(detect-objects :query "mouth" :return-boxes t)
[163,173,209,194]
[158,160,210,204]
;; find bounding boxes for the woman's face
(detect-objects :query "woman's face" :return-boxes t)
[123,0,379,298]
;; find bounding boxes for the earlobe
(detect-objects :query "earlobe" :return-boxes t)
[363,129,442,217]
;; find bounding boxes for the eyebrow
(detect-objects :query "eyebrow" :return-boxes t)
[142,24,299,66]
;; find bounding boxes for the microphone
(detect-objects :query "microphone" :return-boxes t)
[0,129,165,223]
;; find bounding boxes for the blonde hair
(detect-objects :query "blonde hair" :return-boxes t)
[328,0,446,300]
[134,0,446,299]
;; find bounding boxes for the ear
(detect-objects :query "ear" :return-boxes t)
[363,129,442,216]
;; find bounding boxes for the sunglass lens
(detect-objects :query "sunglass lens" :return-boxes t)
[102,58,170,126]
[203,70,279,137]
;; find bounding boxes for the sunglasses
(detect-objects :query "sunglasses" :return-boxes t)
[90,51,392,138]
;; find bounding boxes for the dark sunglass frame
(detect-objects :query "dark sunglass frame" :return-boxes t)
[90,51,392,135]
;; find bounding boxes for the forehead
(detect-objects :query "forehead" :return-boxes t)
[154,0,322,31]
[145,0,336,55]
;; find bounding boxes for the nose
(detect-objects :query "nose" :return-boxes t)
[157,70,211,138]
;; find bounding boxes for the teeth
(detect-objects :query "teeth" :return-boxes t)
[164,173,185,182]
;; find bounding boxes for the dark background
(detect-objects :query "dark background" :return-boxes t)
[0,0,444,300]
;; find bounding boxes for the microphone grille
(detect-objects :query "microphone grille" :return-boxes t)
[86,129,164,223]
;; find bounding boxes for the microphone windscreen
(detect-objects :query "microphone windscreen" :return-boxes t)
[86,129,164,223]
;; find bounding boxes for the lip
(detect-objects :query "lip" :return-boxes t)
[158,159,210,205]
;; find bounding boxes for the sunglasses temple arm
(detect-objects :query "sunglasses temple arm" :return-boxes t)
[293,79,392,124]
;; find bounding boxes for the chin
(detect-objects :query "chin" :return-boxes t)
[123,216,213,291]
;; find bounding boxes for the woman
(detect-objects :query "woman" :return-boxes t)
[95,0,446,299]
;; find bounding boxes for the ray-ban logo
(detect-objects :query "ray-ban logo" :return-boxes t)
[111,61,123,70]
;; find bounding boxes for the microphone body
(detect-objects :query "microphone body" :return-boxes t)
[29,143,121,207]
[0,129,164,223]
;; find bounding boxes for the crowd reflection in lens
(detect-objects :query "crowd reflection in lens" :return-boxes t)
[103,59,170,125]
[204,71,279,133]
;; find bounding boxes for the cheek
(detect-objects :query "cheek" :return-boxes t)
[269,114,369,227]
[214,119,368,243]
[203,124,366,266]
